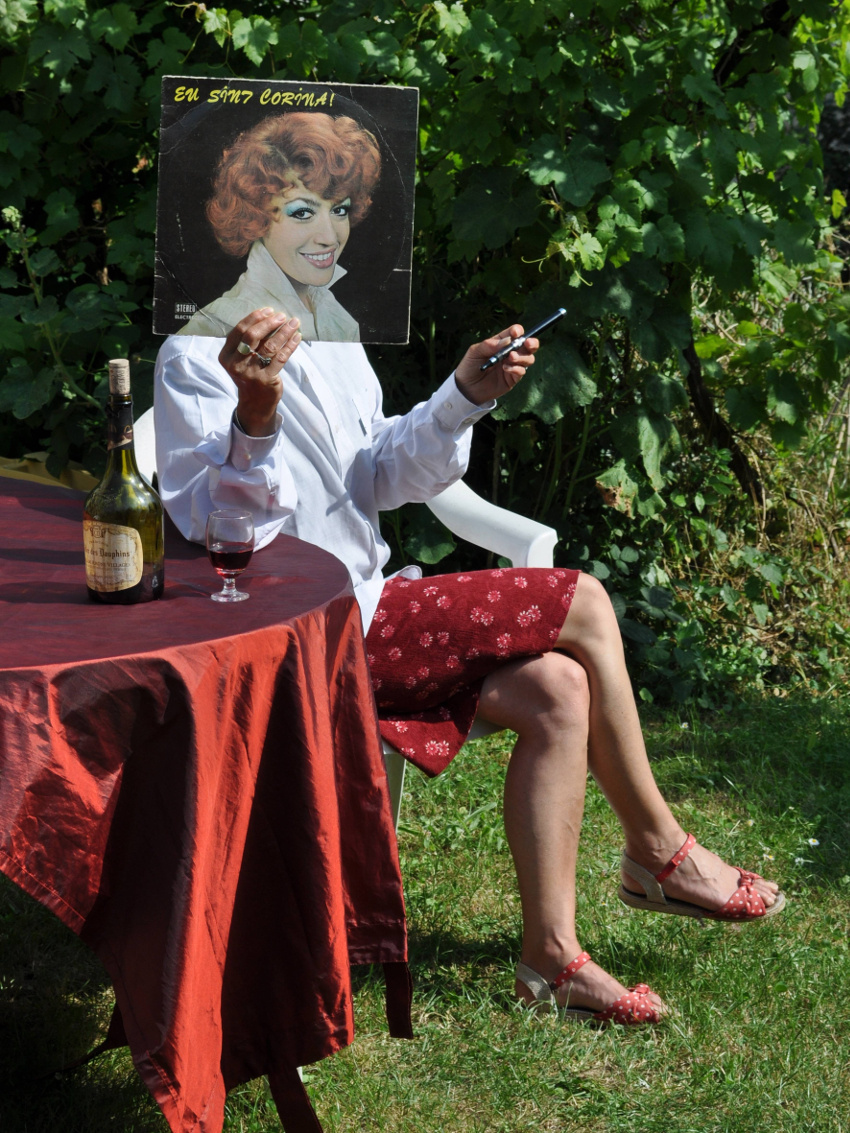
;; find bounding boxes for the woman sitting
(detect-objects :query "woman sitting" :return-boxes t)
[155,307,784,1025]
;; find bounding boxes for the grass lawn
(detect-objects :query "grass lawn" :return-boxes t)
[2,697,849,1132]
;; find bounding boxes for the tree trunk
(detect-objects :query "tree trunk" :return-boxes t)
[682,338,764,507]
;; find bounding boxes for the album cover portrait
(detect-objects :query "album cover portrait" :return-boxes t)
[154,77,419,344]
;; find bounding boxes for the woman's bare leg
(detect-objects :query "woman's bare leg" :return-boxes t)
[475,572,779,1010]
[477,652,665,1014]
[556,573,780,909]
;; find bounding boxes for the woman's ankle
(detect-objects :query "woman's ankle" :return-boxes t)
[623,826,688,872]
[520,934,583,980]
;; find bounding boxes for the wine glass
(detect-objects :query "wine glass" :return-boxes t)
[205,509,255,602]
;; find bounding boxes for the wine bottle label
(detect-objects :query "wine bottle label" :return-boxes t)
[83,519,144,591]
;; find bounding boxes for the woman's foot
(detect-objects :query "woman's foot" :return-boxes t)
[516,950,666,1020]
[621,832,783,920]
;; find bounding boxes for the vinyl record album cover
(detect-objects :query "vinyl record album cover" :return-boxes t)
[154,77,419,344]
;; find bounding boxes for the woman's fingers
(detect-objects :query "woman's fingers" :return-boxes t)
[226,308,300,370]
[263,316,302,366]
[502,337,538,382]
[453,324,538,404]
[229,307,285,348]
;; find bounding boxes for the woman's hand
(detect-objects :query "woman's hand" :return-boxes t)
[453,324,538,406]
[219,308,302,436]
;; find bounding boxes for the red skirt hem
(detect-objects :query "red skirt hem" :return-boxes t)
[365,567,579,775]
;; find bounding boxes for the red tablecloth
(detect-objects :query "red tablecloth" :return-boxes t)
[0,475,411,1133]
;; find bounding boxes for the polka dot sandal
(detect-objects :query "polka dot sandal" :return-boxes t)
[516,951,662,1025]
[619,832,786,924]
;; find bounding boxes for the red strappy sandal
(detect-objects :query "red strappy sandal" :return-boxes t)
[619,833,786,923]
[516,951,663,1024]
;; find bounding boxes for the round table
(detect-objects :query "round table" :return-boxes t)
[0,474,411,1133]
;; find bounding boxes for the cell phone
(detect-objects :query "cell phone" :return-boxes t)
[479,307,567,371]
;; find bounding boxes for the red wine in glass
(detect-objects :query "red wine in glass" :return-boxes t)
[205,510,255,602]
[209,542,253,575]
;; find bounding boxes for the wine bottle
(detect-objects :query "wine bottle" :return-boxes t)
[83,359,164,603]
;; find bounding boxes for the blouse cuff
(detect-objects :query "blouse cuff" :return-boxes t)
[193,410,283,473]
[430,373,495,433]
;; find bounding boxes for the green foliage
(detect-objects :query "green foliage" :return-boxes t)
[2,0,850,698]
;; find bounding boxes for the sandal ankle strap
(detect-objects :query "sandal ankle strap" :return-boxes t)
[551,950,591,990]
[516,950,592,1003]
[655,832,696,882]
[621,833,696,906]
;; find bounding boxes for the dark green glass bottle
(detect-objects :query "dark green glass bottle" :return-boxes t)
[83,359,164,603]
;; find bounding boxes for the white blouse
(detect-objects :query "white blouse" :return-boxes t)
[153,335,494,628]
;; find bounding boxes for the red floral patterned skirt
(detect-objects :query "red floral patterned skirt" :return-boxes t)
[365,567,580,776]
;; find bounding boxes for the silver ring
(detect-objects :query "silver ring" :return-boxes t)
[236,341,253,356]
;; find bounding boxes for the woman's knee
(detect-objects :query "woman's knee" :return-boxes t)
[480,651,590,735]
[534,651,590,711]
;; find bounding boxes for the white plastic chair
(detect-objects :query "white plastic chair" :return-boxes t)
[134,408,157,485]
[133,408,558,824]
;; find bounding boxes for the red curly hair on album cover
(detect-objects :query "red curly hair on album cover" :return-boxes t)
[206,112,382,258]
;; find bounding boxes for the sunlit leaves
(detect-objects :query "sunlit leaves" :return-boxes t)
[494,340,596,423]
[396,44,451,88]
[90,3,137,49]
[589,73,627,118]
[596,460,639,515]
[0,0,38,39]
[766,370,807,426]
[29,21,91,77]
[792,49,820,93]
[432,0,469,37]
[356,29,402,71]
[610,408,675,490]
[200,6,230,48]
[2,0,850,666]
[43,0,85,28]
[232,16,278,66]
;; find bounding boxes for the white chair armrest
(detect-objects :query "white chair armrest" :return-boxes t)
[426,479,557,569]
